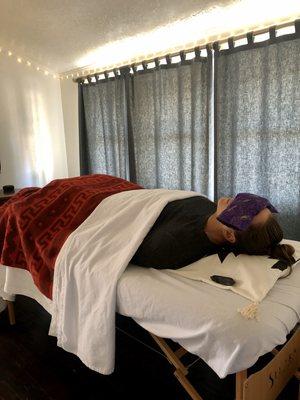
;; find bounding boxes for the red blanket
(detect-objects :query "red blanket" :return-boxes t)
[0,175,142,299]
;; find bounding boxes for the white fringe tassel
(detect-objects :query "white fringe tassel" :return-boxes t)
[238,302,259,320]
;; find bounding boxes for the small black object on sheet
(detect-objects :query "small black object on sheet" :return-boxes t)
[210,275,236,286]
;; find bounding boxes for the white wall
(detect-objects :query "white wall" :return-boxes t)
[60,79,80,177]
[0,56,68,188]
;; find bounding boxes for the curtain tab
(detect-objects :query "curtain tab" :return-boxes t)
[179,51,185,62]
[120,66,131,76]
[194,46,201,59]
[154,58,160,68]
[247,32,254,45]
[228,37,234,50]
[142,61,147,71]
[269,26,276,41]
[295,19,300,37]
[166,55,172,65]
[206,44,212,56]
[212,42,220,52]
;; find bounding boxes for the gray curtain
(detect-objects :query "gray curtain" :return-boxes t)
[130,59,211,193]
[216,38,300,239]
[80,77,130,179]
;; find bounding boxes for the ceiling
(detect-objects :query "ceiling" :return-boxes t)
[0,0,299,74]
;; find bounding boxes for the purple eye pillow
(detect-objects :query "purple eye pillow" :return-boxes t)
[217,193,278,231]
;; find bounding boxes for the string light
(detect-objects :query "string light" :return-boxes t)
[66,17,297,81]
[63,1,297,81]
[3,4,293,82]
[0,45,58,80]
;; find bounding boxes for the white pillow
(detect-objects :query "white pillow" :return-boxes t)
[170,253,292,302]
[168,239,300,319]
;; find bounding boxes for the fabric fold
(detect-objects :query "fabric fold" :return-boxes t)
[49,188,197,374]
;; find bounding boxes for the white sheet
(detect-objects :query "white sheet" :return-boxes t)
[0,266,52,313]
[0,240,299,378]
[49,189,197,375]
[0,298,5,313]
[118,251,300,378]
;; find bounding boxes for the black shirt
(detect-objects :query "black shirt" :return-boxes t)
[131,196,218,269]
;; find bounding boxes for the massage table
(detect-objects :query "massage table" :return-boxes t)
[0,178,299,399]
[1,242,299,400]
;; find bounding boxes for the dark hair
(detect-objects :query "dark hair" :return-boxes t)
[233,215,295,266]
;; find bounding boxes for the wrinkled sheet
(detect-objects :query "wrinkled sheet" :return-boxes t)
[0,239,299,378]
[49,189,197,375]
[118,241,300,377]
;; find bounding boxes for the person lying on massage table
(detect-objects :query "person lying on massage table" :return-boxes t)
[131,193,295,270]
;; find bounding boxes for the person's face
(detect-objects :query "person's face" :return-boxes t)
[216,197,272,227]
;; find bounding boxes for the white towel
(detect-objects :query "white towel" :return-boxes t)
[49,189,197,375]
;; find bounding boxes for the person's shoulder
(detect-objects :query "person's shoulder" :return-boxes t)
[169,195,215,207]
[179,195,216,212]
[188,195,215,205]
[157,195,216,225]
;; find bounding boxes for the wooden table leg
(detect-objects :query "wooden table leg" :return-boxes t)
[236,370,247,400]
[6,300,16,325]
[174,369,203,400]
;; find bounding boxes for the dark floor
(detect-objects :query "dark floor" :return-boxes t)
[0,296,298,400]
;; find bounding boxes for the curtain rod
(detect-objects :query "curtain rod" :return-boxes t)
[73,18,299,83]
